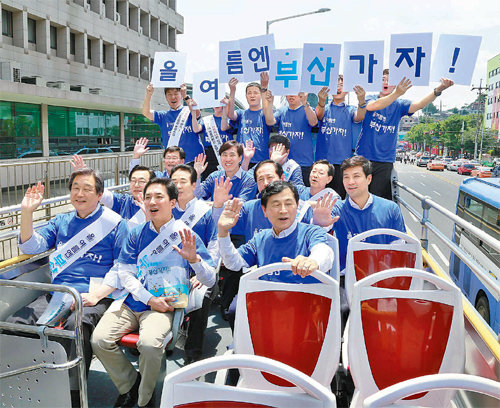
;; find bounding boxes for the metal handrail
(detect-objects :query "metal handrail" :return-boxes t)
[0,280,88,408]
[394,180,500,299]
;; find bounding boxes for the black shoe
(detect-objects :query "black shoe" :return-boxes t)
[114,373,141,407]
[138,389,156,408]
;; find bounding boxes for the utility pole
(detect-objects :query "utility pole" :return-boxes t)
[460,120,465,158]
[471,79,487,160]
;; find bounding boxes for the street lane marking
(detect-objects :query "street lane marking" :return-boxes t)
[432,244,450,266]
[433,191,441,196]
[419,182,426,186]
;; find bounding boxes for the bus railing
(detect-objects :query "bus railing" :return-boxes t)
[0,280,88,408]
[394,179,500,300]
[0,183,129,261]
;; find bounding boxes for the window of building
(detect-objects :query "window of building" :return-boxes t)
[87,38,92,60]
[27,18,36,44]
[70,32,76,55]
[124,113,161,149]
[0,101,42,159]
[2,9,13,37]
[50,25,57,50]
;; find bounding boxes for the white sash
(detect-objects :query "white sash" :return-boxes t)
[127,207,146,228]
[179,199,211,229]
[296,199,310,223]
[310,187,338,201]
[202,115,224,167]
[282,159,300,181]
[167,107,190,147]
[137,219,191,308]
[49,207,122,280]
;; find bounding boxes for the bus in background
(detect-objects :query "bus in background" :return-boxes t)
[450,177,500,334]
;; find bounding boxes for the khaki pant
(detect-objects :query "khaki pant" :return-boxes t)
[91,302,173,406]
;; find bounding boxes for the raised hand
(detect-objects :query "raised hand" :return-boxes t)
[134,192,149,220]
[353,85,366,105]
[213,176,233,208]
[173,228,199,263]
[220,97,229,105]
[299,92,309,106]
[312,193,340,227]
[437,78,454,92]
[270,143,287,165]
[146,83,154,96]
[318,86,330,106]
[193,153,208,178]
[70,154,86,171]
[228,77,239,95]
[394,77,412,97]
[264,90,274,103]
[133,137,150,159]
[187,98,198,112]
[180,83,188,99]
[190,276,203,290]
[260,71,270,89]
[218,199,243,236]
[243,140,255,162]
[282,255,319,278]
[21,182,45,214]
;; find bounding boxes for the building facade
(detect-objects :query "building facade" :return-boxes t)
[485,53,500,136]
[0,0,183,159]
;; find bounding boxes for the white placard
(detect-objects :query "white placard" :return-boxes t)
[240,34,275,82]
[219,40,244,83]
[192,70,225,109]
[343,41,384,92]
[268,48,302,96]
[151,52,186,88]
[300,43,341,93]
[431,34,482,86]
[389,33,432,86]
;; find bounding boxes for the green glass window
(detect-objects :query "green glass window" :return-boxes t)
[124,113,161,151]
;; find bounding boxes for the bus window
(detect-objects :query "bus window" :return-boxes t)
[463,195,483,228]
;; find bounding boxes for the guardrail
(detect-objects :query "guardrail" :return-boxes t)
[393,178,500,301]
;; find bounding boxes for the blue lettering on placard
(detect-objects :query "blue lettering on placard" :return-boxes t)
[160,60,177,81]
[307,56,335,86]
[349,54,378,83]
[395,46,425,77]
[276,53,298,88]
[200,78,219,100]
[248,46,270,73]
[227,50,243,74]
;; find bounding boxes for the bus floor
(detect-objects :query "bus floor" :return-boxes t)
[87,303,233,407]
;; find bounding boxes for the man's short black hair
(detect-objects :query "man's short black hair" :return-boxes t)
[261,181,299,208]
[170,164,197,184]
[312,159,335,178]
[268,134,291,150]
[341,155,372,177]
[143,178,178,201]
[253,160,283,182]
[219,140,243,157]
[129,165,155,181]
[163,146,185,160]
[164,87,181,95]
[383,68,389,76]
[69,168,104,195]
[246,82,262,93]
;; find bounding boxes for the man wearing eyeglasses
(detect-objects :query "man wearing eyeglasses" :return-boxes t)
[194,140,257,202]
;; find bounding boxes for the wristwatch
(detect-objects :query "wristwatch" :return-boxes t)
[184,95,190,101]
[261,87,268,92]
[358,102,367,109]
[433,88,442,97]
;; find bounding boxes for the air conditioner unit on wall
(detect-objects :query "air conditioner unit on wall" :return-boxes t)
[0,61,21,82]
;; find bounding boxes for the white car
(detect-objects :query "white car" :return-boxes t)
[447,160,461,171]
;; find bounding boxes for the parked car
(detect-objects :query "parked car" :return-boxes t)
[427,160,445,171]
[74,147,114,155]
[17,150,59,158]
[447,160,461,171]
[492,165,500,177]
[416,156,431,167]
[471,166,493,178]
[457,163,476,175]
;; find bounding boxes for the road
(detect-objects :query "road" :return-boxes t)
[394,161,466,273]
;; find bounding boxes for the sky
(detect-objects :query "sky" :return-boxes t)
[176,0,500,111]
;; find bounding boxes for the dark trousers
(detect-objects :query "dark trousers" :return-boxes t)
[6,293,111,389]
[332,164,347,200]
[368,161,394,200]
[185,283,219,360]
[301,165,312,187]
[202,145,220,181]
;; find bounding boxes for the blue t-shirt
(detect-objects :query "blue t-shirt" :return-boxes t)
[35,207,129,293]
[119,221,215,312]
[172,206,217,248]
[154,170,169,179]
[356,98,412,163]
[231,109,272,163]
[111,193,141,221]
[200,115,234,147]
[316,103,362,165]
[196,169,257,202]
[274,105,314,166]
[238,222,328,283]
[332,195,406,271]
[231,198,313,243]
[153,109,204,163]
